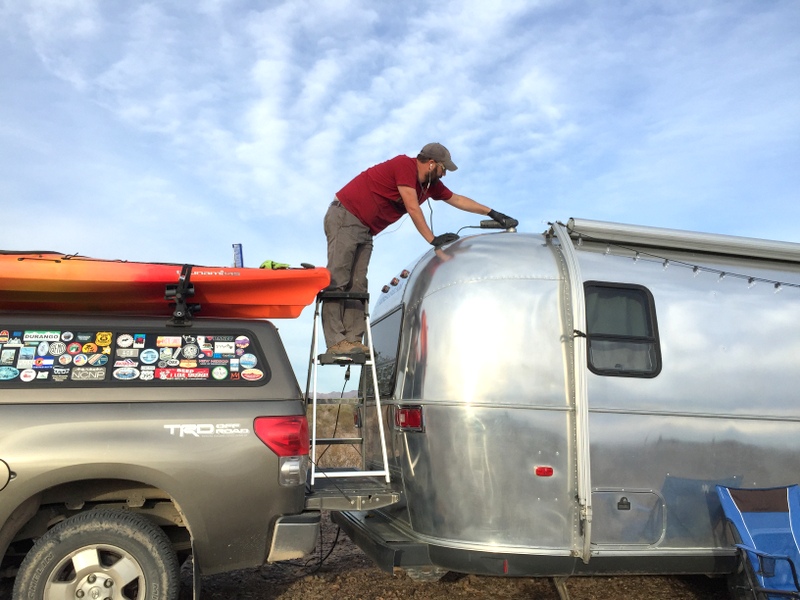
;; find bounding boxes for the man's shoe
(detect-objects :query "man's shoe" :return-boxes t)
[349,341,370,354]
[326,340,358,355]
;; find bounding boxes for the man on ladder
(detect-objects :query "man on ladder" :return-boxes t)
[322,142,518,355]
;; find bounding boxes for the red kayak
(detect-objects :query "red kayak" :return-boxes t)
[0,251,330,319]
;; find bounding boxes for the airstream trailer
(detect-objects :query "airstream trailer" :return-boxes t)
[333,218,800,581]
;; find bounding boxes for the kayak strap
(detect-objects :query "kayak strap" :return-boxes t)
[165,264,200,326]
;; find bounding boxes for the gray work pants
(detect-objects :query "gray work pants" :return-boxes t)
[322,200,373,348]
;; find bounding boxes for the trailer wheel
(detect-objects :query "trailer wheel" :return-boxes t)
[13,509,180,600]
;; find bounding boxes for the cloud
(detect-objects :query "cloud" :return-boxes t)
[2,0,799,392]
[15,0,103,89]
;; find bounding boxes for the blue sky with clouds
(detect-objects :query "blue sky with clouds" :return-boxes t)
[2,0,799,390]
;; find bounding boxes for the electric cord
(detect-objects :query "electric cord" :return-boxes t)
[270,365,351,580]
[304,520,342,573]
[376,178,436,240]
[314,365,349,463]
[456,223,487,235]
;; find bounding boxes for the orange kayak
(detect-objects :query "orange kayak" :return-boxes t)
[0,251,330,319]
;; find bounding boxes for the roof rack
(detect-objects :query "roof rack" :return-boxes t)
[165,264,201,326]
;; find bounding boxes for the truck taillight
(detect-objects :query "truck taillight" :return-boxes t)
[254,416,309,457]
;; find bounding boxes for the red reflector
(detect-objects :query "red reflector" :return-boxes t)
[394,406,423,431]
[254,416,309,457]
[535,466,554,477]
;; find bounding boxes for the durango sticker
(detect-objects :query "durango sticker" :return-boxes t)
[23,331,60,343]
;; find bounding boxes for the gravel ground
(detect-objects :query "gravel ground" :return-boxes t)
[185,512,731,600]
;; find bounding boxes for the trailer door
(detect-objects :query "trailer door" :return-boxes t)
[549,221,593,563]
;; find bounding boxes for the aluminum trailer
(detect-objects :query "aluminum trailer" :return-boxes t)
[334,217,800,581]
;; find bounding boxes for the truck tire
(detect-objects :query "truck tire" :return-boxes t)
[13,509,180,600]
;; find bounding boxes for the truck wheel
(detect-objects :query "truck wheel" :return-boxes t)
[13,509,179,600]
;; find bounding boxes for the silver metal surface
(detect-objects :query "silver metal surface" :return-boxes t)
[360,222,800,570]
[577,236,800,550]
[550,220,592,563]
[369,232,579,553]
[267,513,320,561]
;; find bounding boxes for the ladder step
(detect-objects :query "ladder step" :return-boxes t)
[318,291,369,301]
[316,437,363,445]
[317,354,372,366]
[313,469,389,479]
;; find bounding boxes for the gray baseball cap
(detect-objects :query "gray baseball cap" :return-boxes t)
[420,142,458,171]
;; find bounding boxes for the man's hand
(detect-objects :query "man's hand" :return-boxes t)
[430,233,460,247]
[488,209,519,229]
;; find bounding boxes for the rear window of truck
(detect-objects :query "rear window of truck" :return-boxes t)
[0,327,270,387]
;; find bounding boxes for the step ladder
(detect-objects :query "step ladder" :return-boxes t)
[304,291,393,507]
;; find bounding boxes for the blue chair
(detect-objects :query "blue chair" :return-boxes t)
[717,484,800,599]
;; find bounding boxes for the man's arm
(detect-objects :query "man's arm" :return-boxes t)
[398,185,435,243]
[443,193,491,215]
[446,194,519,229]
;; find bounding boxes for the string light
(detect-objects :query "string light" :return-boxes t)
[568,229,800,292]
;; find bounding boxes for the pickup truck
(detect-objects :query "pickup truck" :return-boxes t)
[0,312,320,600]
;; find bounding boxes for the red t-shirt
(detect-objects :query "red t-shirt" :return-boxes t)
[336,155,453,235]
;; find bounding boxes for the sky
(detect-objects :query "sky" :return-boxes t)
[1,0,799,392]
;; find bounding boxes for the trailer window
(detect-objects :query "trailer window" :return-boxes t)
[584,283,661,377]
[366,307,403,398]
